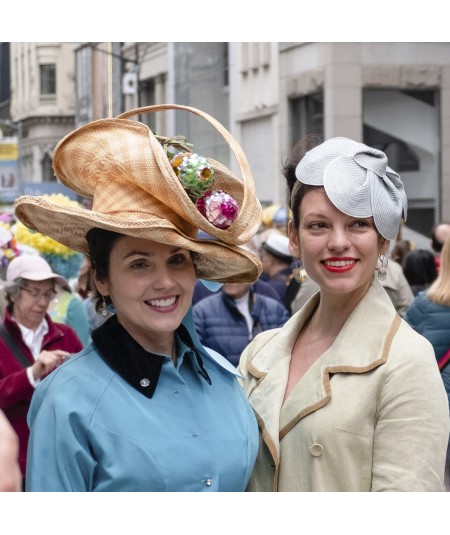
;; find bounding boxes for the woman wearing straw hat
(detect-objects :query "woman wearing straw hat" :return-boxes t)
[238,137,450,491]
[14,104,263,492]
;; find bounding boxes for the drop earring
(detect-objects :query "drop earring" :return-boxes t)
[292,258,305,283]
[376,253,388,281]
[100,295,109,317]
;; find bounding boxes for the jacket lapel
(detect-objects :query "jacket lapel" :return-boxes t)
[247,279,401,453]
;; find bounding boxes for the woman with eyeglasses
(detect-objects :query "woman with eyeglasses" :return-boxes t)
[0,254,83,485]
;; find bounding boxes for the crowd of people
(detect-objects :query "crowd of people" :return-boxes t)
[0,104,449,492]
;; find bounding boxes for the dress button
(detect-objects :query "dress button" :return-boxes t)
[202,478,212,486]
[140,378,150,387]
[309,443,324,456]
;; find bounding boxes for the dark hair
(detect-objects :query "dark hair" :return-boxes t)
[430,222,450,253]
[282,134,322,229]
[391,240,414,265]
[430,226,443,253]
[85,228,123,312]
[403,249,437,294]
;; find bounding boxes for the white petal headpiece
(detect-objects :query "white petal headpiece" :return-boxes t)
[295,137,407,240]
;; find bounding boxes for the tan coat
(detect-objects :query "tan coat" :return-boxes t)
[239,279,450,491]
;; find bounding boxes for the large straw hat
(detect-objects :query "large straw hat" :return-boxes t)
[14,104,263,283]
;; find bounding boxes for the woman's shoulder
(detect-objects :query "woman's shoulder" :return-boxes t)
[407,291,450,317]
[255,292,286,310]
[392,318,436,361]
[239,327,283,365]
[33,345,115,408]
[192,291,223,313]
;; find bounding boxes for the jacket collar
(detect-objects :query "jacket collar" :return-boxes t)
[91,313,212,399]
[5,306,65,348]
[247,278,401,460]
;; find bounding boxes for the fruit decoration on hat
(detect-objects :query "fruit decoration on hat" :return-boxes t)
[161,135,239,230]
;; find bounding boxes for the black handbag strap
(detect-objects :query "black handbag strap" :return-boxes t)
[0,324,32,368]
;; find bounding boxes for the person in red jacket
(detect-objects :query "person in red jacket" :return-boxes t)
[0,254,83,484]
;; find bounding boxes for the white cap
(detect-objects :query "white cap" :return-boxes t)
[263,233,292,262]
[6,254,68,287]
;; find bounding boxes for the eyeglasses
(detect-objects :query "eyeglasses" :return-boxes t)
[20,286,57,302]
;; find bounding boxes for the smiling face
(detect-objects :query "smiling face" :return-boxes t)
[288,188,388,300]
[94,236,196,353]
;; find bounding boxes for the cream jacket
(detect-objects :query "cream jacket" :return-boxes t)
[239,278,450,491]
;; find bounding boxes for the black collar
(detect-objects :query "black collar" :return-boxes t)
[91,315,211,399]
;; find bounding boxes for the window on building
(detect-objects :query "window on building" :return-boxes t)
[363,125,419,173]
[290,93,324,145]
[42,153,55,182]
[139,78,156,131]
[40,64,56,96]
[222,43,229,87]
[363,88,439,236]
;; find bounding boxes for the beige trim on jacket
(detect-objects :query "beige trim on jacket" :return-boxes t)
[239,278,450,491]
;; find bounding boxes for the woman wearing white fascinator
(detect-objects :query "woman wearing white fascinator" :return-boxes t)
[239,136,450,491]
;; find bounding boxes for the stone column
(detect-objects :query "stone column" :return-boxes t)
[323,43,363,141]
[441,65,450,221]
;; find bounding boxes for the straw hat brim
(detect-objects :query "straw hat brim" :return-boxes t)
[14,196,262,283]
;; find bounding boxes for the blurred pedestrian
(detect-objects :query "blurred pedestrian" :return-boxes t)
[404,235,450,488]
[260,231,299,313]
[194,281,289,366]
[48,284,90,346]
[0,255,83,483]
[15,103,262,491]
[391,238,415,265]
[377,256,414,316]
[402,248,437,296]
[192,277,281,305]
[239,136,449,491]
[430,222,450,273]
[192,239,282,306]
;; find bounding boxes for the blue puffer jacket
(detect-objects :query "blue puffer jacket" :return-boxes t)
[404,291,450,408]
[193,288,289,367]
[404,291,450,360]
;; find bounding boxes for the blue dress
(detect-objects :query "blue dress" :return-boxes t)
[26,308,259,491]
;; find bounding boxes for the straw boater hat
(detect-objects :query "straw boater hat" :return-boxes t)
[262,233,293,263]
[14,104,264,283]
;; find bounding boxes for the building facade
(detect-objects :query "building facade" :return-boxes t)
[9,42,77,195]
[4,42,450,236]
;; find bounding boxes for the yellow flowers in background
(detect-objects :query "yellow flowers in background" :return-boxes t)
[11,193,85,280]
[12,193,80,258]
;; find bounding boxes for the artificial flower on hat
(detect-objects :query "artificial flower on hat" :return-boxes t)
[159,135,239,230]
